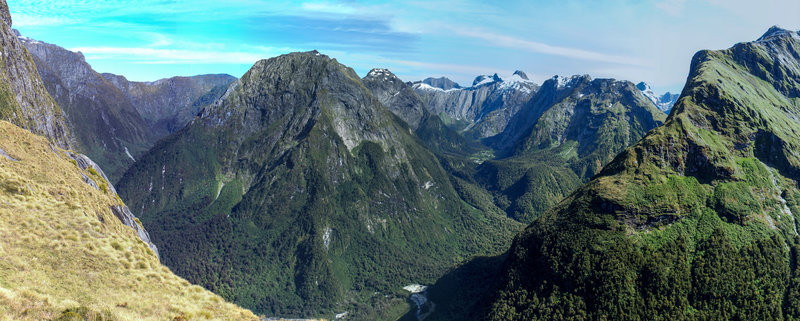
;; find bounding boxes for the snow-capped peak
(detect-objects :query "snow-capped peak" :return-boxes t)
[472,74,502,87]
[637,81,678,113]
[367,68,393,78]
[513,70,529,80]
[757,25,800,42]
[551,75,582,89]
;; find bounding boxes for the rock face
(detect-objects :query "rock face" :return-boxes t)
[363,68,485,156]
[116,51,519,318]
[19,35,155,182]
[637,81,679,113]
[19,34,236,181]
[464,27,800,321]
[420,76,461,90]
[412,72,538,139]
[103,72,236,136]
[0,5,70,148]
[362,68,427,129]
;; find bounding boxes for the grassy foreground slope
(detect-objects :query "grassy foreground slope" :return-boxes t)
[0,120,257,321]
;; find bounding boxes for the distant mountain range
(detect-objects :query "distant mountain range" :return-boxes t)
[411,71,538,139]
[18,34,235,182]
[425,26,800,321]
[115,51,520,318]
[637,81,680,113]
[5,0,791,320]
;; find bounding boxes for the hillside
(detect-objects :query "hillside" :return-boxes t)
[443,27,800,320]
[0,120,257,320]
[116,51,520,319]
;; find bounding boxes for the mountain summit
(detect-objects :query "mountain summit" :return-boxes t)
[117,51,518,318]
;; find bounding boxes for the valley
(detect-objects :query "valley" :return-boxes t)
[1,0,796,320]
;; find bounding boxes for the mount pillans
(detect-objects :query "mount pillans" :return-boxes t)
[2,0,798,320]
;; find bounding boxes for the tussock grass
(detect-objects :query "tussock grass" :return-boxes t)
[0,121,258,320]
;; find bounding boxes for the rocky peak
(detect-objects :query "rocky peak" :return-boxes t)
[513,70,529,80]
[363,67,427,129]
[473,73,502,87]
[757,25,799,42]
[636,81,679,113]
[0,0,10,27]
[206,51,410,156]
[420,76,461,90]
[543,74,590,90]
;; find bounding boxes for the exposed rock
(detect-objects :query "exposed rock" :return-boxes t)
[0,2,71,148]
[103,72,236,136]
[362,68,427,129]
[412,72,538,139]
[20,35,154,181]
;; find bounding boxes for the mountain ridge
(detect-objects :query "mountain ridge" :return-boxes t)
[461,26,800,321]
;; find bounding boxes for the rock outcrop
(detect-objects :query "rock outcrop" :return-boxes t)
[0,4,70,148]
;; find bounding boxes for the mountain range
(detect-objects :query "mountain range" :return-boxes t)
[18,34,236,182]
[115,51,520,319]
[425,26,800,321]
[637,81,680,113]
[3,0,796,319]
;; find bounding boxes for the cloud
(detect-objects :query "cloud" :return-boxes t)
[452,27,647,66]
[655,0,688,16]
[301,2,358,15]
[12,13,81,27]
[70,46,293,65]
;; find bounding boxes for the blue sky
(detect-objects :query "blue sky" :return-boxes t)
[8,0,800,94]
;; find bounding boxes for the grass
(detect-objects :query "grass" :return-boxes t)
[0,120,258,320]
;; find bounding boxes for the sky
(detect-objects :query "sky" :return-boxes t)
[8,0,800,94]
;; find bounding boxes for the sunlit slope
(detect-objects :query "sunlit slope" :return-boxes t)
[0,120,257,321]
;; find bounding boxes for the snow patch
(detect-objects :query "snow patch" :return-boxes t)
[335,311,349,319]
[423,181,434,190]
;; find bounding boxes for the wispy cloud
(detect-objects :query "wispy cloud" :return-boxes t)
[71,46,294,65]
[452,27,647,66]
[301,2,359,15]
[12,12,82,27]
[655,0,688,16]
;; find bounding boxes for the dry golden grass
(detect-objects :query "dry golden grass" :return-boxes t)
[0,121,258,320]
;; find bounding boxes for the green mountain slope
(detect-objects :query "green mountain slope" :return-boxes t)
[477,76,666,222]
[0,120,258,321]
[450,27,800,321]
[116,51,520,319]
